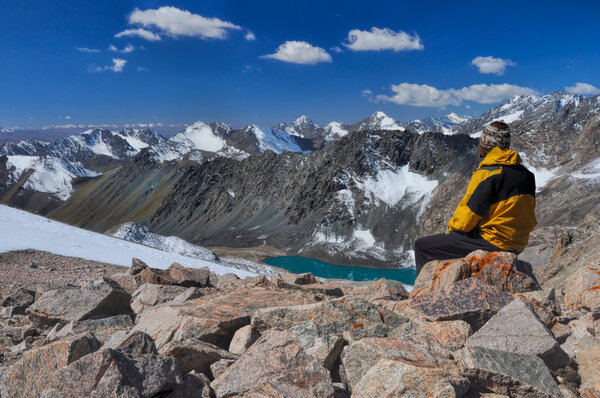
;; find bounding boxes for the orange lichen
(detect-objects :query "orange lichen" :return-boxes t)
[514,294,527,299]
[413,288,424,296]
[585,286,600,291]
[308,312,318,321]
[388,288,398,293]
[377,310,384,318]
[338,299,345,303]
[353,322,364,329]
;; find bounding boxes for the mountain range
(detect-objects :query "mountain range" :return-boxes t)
[2,91,599,268]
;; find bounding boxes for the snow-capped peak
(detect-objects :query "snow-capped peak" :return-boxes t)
[446,113,470,124]
[363,111,403,131]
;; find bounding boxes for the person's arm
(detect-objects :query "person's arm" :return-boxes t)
[447,167,501,233]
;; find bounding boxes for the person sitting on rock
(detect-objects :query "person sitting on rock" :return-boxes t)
[414,121,537,275]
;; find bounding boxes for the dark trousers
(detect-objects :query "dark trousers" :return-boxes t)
[413,231,513,275]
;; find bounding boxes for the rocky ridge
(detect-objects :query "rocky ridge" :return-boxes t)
[1,248,599,397]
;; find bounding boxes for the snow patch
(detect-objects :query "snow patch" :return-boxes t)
[354,229,375,246]
[354,165,438,206]
[498,110,524,124]
[250,125,303,154]
[0,205,256,277]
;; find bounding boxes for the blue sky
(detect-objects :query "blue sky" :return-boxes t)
[1,1,599,129]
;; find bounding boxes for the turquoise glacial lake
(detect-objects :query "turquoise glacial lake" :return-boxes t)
[263,256,417,286]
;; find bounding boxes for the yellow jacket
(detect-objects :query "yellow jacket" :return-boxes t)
[447,147,537,251]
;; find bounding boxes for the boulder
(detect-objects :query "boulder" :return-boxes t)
[209,358,235,380]
[1,287,36,308]
[214,273,240,289]
[132,287,316,350]
[347,278,409,303]
[409,278,514,330]
[139,266,176,285]
[48,348,182,397]
[117,331,158,355]
[1,332,101,397]
[564,264,600,310]
[130,283,189,313]
[129,257,149,275]
[167,287,204,305]
[211,329,334,398]
[160,339,237,376]
[389,319,472,351]
[276,272,319,285]
[167,370,214,398]
[228,324,261,355]
[47,314,135,342]
[465,299,569,370]
[561,319,600,360]
[577,345,600,397]
[454,346,562,398]
[340,336,465,392]
[27,278,132,326]
[411,250,540,298]
[288,321,345,371]
[252,297,409,343]
[274,280,346,297]
[351,358,466,398]
[0,325,37,346]
[551,322,572,344]
[168,262,211,287]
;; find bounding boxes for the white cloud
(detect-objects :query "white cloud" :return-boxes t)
[565,82,600,95]
[375,82,538,107]
[127,6,241,40]
[261,41,332,65]
[76,47,101,53]
[108,44,135,53]
[449,83,537,103]
[64,116,72,120]
[471,56,516,75]
[115,28,161,41]
[244,31,256,41]
[361,89,373,97]
[343,27,423,52]
[330,46,343,53]
[376,83,459,107]
[89,58,127,73]
[137,66,150,72]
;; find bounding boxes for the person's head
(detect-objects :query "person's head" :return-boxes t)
[478,121,511,157]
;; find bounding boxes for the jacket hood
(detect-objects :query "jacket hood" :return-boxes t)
[479,147,522,167]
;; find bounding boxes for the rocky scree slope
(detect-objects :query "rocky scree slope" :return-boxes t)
[0,248,599,397]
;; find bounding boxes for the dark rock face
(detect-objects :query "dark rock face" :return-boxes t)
[410,278,514,330]
[454,346,562,398]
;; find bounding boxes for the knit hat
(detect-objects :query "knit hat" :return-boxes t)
[480,121,511,150]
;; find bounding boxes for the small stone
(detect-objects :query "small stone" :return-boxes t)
[228,324,260,355]
[348,278,409,302]
[561,320,600,359]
